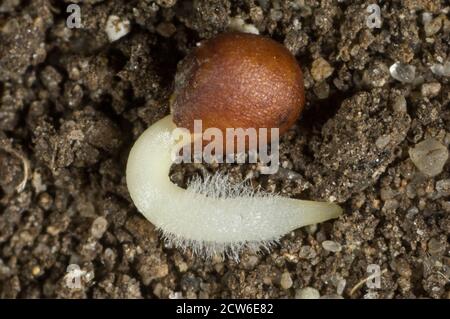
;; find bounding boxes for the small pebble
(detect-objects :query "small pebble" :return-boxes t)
[102,248,117,269]
[178,262,188,273]
[305,224,318,235]
[363,291,379,299]
[250,6,264,23]
[443,201,450,213]
[37,192,53,211]
[169,291,183,299]
[362,61,389,87]
[406,206,419,219]
[422,12,433,25]
[421,82,441,97]
[295,287,320,299]
[299,245,316,259]
[270,9,283,22]
[336,279,346,295]
[375,135,391,149]
[242,255,259,269]
[424,16,443,36]
[32,171,47,194]
[322,240,342,252]
[156,22,176,38]
[435,179,450,198]
[389,62,416,83]
[40,66,62,91]
[91,216,108,239]
[409,138,449,177]
[153,283,163,298]
[395,258,412,278]
[430,62,450,77]
[383,199,399,211]
[32,266,41,277]
[392,95,407,113]
[313,81,330,99]
[427,238,445,255]
[228,17,259,34]
[105,15,131,42]
[280,272,293,289]
[311,57,334,82]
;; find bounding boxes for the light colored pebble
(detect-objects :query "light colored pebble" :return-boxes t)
[430,62,450,77]
[362,61,389,87]
[228,16,259,34]
[32,171,47,193]
[242,255,259,269]
[295,287,320,299]
[311,57,334,82]
[421,82,441,97]
[363,291,379,299]
[32,266,41,276]
[409,138,449,177]
[105,15,131,42]
[322,240,342,252]
[427,238,445,255]
[299,245,316,259]
[424,16,443,36]
[436,179,450,198]
[270,9,283,21]
[422,12,433,25]
[153,283,163,298]
[305,224,318,235]
[313,81,330,99]
[392,95,407,113]
[176,261,188,273]
[169,291,183,299]
[280,272,293,289]
[336,279,346,295]
[91,216,108,239]
[375,135,391,149]
[389,62,416,83]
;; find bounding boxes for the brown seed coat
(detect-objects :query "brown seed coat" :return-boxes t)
[171,32,305,137]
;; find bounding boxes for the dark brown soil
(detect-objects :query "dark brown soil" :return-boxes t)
[0,0,449,299]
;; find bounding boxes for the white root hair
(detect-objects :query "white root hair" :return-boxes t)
[162,172,280,260]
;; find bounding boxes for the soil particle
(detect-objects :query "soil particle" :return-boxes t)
[295,286,320,299]
[0,0,52,82]
[280,271,293,290]
[409,138,449,177]
[309,90,411,202]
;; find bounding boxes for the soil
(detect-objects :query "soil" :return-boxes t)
[0,0,449,299]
